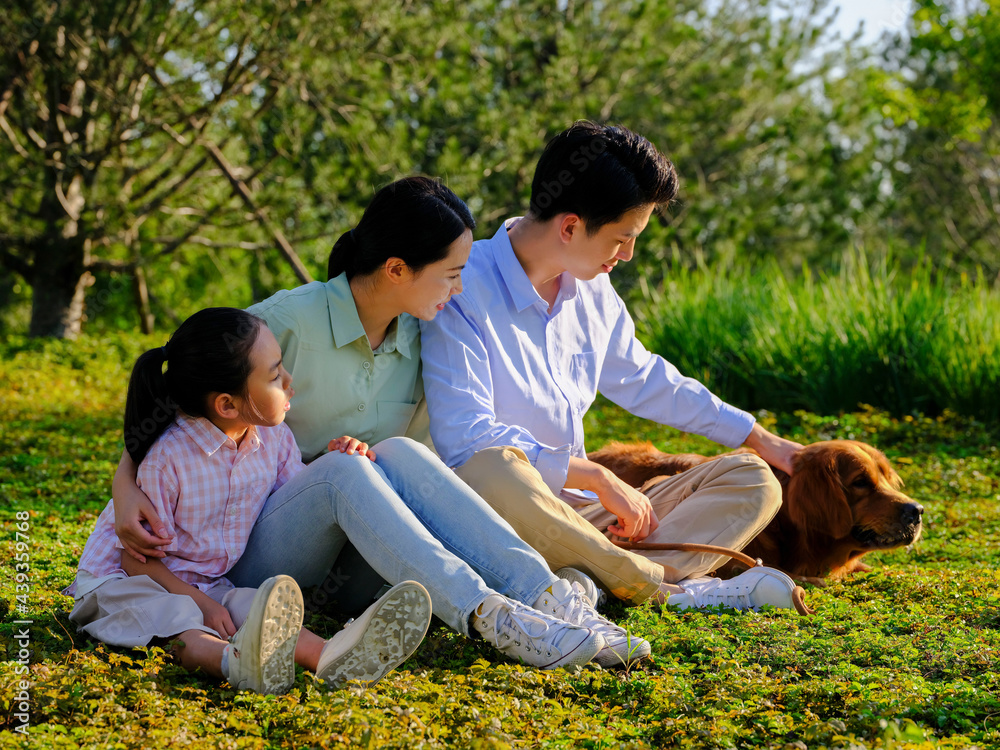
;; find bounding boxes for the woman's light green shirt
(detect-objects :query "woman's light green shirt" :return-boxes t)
[248,274,431,462]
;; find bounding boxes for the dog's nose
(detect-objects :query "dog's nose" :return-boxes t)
[901,503,924,525]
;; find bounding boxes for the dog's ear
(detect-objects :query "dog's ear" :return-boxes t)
[785,447,855,538]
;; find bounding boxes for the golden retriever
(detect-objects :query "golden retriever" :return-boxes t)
[588,440,924,583]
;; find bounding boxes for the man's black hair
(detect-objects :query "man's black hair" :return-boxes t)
[528,121,678,233]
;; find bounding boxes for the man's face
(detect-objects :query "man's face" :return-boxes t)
[561,204,655,281]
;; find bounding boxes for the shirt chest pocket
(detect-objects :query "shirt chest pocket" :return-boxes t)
[376,401,418,441]
[567,351,600,411]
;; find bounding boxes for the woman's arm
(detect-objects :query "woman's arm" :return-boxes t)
[120,552,236,637]
[112,450,174,562]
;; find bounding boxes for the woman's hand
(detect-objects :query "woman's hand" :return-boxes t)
[113,494,174,563]
[112,451,173,563]
[327,436,377,461]
[193,591,237,638]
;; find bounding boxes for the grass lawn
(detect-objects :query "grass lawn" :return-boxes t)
[1,335,999,748]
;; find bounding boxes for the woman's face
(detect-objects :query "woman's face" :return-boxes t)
[400,228,473,320]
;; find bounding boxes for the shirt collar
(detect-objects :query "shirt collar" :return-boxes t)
[491,218,579,313]
[176,413,262,456]
[324,273,414,359]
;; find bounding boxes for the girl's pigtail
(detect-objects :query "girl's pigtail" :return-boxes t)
[123,346,177,464]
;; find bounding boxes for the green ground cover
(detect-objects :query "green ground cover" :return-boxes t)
[1,335,999,749]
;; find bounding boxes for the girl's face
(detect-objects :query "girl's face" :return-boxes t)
[239,326,294,427]
[399,229,473,321]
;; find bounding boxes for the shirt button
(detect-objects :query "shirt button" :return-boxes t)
[358,403,366,412]
[363,361,371,370]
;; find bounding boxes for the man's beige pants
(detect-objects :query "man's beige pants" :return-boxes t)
[455,447,781,604]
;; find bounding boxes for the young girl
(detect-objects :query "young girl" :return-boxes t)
[65,307,433,694]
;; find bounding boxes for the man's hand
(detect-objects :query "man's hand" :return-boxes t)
[327,436,377,461]
[743,423,803,475]
[601,478,660,540]
[567,457,659,541]
[193,591,237,638]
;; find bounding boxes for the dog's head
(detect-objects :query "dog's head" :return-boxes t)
[784,440,923,549]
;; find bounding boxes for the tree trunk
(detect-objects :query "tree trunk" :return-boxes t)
[133,265,154,334]
[27,239,92,339]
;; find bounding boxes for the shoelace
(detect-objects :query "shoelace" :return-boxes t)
[490,604,555,656]
[549,586,627,639]
[688,578,754,609]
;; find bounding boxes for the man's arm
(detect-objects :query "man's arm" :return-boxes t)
[596,284,758,448]
[596,286,803,471]
[421,296,658,540]
[566,457,659,540]
[742,422,802,475]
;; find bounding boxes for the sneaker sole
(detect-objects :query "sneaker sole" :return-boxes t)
[233,575,304,695]
[541,628,605,670]
[593,636,652,668]
[318,581,432,689]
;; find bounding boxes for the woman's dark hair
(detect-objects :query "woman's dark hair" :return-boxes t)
[123,308,263,464]
[328,176,476,281]
[528,121,679,233]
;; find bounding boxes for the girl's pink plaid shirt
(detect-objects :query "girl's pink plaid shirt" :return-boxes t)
[66,413,304,597]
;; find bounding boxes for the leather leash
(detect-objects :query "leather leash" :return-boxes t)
[613,540,815,616]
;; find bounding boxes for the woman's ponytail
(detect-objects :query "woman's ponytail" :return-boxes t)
[123,347,176,464]
[327,228,357,281]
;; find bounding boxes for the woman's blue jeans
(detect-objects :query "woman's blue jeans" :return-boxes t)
[228,437,556,635]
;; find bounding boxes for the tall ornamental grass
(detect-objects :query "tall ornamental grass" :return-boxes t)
[633,250,1000,421]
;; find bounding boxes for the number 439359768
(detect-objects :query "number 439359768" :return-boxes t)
[14,511,30,613]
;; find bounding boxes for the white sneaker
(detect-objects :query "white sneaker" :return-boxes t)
[669,568,799,612]
[554,567,607,609]
[534,579,651,668]
[471,593,603,670]
[228,575,304,694]
[317,580,432,689]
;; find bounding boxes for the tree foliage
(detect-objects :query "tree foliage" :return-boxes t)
[877,0,1000,271]
[0,0,995,336]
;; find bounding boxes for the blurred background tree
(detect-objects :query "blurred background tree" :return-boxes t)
[877,0,999,272]
[0,0,994,338]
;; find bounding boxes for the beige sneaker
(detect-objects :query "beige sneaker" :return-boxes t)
[471,593,604,670]
[228,575,304,694]
[535,578,650,668]
[316,580,432,689]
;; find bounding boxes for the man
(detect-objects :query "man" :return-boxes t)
[420,121,804,610]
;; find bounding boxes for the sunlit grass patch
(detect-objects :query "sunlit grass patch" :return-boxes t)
[2,335,999,748]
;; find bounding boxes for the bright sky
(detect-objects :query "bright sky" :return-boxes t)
[829,0,912,44]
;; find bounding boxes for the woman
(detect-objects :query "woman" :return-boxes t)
[111,177,649,669]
